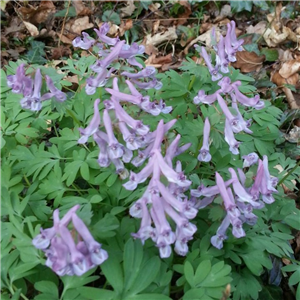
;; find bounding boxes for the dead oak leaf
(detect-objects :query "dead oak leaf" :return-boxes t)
[23,21,39,36]
[72,0,91,16]
[120,1,136,17]
[279,59,300,79]
[144,27,178,47]
[19,1,55,25]
[232,51,265,73]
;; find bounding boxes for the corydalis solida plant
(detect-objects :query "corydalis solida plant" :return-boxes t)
[4,21,281,277]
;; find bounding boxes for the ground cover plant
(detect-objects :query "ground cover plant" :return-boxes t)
[1,1,300,300]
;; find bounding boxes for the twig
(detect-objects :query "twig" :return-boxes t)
[58,0,71,47]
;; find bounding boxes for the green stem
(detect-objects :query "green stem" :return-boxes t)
[23,174,30,186]
[10,284,30,300]
[188,75,196,91]
[66,108,81,126]
[71,184,84,196]
[278,160,300,186]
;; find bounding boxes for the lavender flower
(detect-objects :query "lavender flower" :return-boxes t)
[242,152,259,168]
[32,205,107,276]
[94,23,119,45]
[198,117,211,162]
[41,76,67,102]
[78,99,101,144]
[72,32,95,50]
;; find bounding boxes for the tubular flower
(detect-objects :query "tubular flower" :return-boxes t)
[198,117,212,162]
[32,205,108,276]
[124,120,196,258]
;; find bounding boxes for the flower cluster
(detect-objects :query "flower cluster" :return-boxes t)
[124,120,198,258]
[194,21,264,156]
[7,64,66,111]
[32,205,108,276]
[73,23,162,95]
[78,77,171,176]
[191,153,278,249]
[195,21,244,81]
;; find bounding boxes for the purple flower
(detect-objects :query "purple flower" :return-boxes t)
[119,43,145,68]
[224,119,240,155]
[231,81,261,107]
[41,75,67,102]
[20,69,43,111]
[198,117,211,162]
[193,90,219,105]
[72,214,108,265]
[32,205,107,276]
[211,215,230,249]
[228,168,261,207]
[100,40,125,68]
[94,23,119,45]
[121,66,156,79]
[7,63,27,93]
[199,46,222,81]
[103,109,126,160]
[131,79,163,90]
[72,32,95,50]
[216,36,229,73]
[231,100,253,134]
[217,94,243,133]
[78,99,101,144]
[242,152,259,168]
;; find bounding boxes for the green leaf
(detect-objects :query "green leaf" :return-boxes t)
[194,260,211,286]
[127,294,171,300]
[54,7,76,17]
[34,281,58,298]
[77,287,115,300]
[24,41,47,64]
[80,161,90,180]
[102,10,121,25]
[260,48,279,62]
[123,239,144,292]
[284,211,300,230]
[230,0,252,12]
[101,255,124,295]
[184,261,195,287]
[259,285,283,300]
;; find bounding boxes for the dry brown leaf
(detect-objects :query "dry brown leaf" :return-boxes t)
[277,49,295,62]
[177,0,191,25]
[232,51,265,73]
[120,1,136,17]
[65,16,94,37]
[19,1,55,25]
[271,71,300,109]
[59,34,73,44]
[144,27,178,47]
[72,0,91,16]
[51,46,72,59]
[271,71,299,86]
[246,21,267,35]
[279,59,300,78]
[119,19,133,36]
[4,16,25,36]
[23,21,39,36]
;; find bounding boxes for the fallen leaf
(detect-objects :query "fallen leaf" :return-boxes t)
[58,34,73,44]
[246,21,267,35]
[177,1,191,25]
[23,21,39,36]
[65,16,94,37]
[120,1,136,17]
[232,51,265,73]
[271,71,300,109]
[119,19,133,36]
[19,1,55,25]
[279,59,300,79]
[271,71,299,86]
[4,16,25,36]
[72,0,91,16]
[144,27,178,47]
[51,46,72,59]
